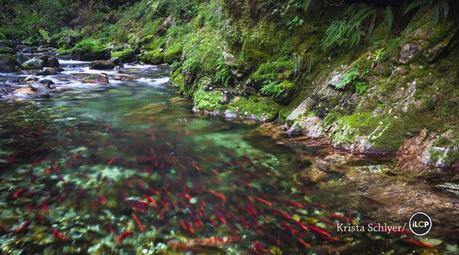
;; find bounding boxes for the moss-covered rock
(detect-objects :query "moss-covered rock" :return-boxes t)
[325,112,401,153]
[163,45,182,64]
[193,89,225,112]
[227,96,280,121]
[139,50,163,64]
[70,38,110,61]
[0,54,19,72]
[111,48,135,62]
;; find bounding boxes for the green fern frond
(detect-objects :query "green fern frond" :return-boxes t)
[384,6,394,30]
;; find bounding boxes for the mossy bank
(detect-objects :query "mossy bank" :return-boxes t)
[1,0,458,173]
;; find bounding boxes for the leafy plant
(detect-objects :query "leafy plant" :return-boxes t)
[252,59,295,82]
[355,82,368,95]
[384,6,394,30]
[260,81,284,97]
[402,0,449,24]
[335,67,360,89]
[260,80,295,98]
[214,58,232,87]
[321,3,377,51]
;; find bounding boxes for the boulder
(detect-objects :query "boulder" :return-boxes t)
[45,56,60,68]
[70,48,110,61]
[15,52,29,65]
[39,79,55,88]
[13,82,53,98]
[90,60,116,70]
[22,58,44,70]
[0,54,19,72]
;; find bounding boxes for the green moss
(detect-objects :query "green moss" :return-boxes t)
[111,48,135,61]
[193,89,225,112]
[163,45,182,64]
[228,96,280,121]
[260,80,296,105]
[328,112,402,149]
[53,28,82,49]
[171,71,189,96]
[252,59,295,82]
[139,50,164,64]
[57,47,72,55]
[71,38,108,61]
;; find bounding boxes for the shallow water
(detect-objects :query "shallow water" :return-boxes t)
[0,62,454,254]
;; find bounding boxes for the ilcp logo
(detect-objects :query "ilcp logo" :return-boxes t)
[409,212,432,236]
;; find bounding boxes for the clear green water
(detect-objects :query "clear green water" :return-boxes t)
[0,63,453,254]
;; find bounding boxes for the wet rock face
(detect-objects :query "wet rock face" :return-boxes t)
[288,116,323,138]
[398,43,421,64]
[397,129,459,176]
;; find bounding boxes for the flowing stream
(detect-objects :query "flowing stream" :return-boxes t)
[0,61,454,254]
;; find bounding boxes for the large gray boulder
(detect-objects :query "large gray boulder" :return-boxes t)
[22,57,44,70]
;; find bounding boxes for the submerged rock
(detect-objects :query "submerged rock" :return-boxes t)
[83,73,110,85]
[37,67,60,76]
[114,74,137,81]
[22,75,39,82]
[13,82,54,98]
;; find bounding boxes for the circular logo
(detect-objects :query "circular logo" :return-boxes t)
[409,212,432,236]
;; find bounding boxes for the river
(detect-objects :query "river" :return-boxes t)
[0,60,454,254]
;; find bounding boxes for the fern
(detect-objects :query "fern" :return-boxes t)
[402,0,449,24]
[260,80,284,97]
[384,6,394,30]
[335,67,359,89]
[321,3,377,51]
[355,82,368,95]
[214,58,232,87]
